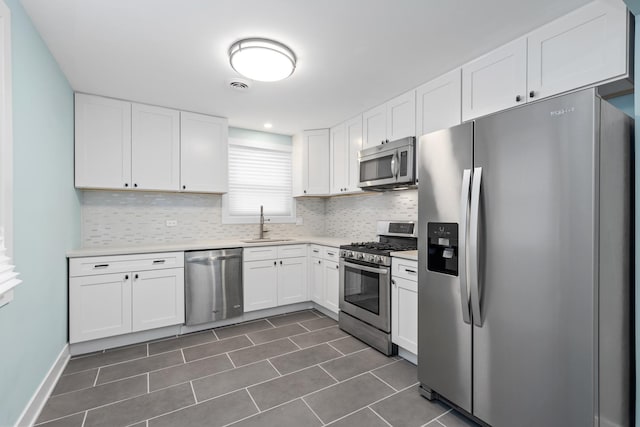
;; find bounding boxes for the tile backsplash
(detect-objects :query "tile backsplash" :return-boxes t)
[80,189,418,247]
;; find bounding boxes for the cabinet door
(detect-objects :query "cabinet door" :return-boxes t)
[323,260,340,314]
[462,38,527,121]
[416,68,462,137]
[330,123,348,194]
[131,103,180,191]
[69,272,132,343]
[131,268,185,332]
[310,257,324,304]
[345,115,363,193]
[387,90,416,141]
[278,257,308,305]
[75,94,131,189]
[527,0,628,101]
[362,104,387,148]
[243,260,278,312]
[180,112,228,193]
[391,276,418,354]
[303,129,330,195]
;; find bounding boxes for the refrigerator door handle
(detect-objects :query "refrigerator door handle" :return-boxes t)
[469,166,483,327]
[459,168,472,325]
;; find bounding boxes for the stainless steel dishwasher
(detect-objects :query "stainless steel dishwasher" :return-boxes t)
[185,248,243,325]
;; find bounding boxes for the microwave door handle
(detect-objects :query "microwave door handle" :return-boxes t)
[391,151,399,178]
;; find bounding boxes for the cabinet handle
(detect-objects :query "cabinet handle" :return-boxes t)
[304,190,307,194]
[327,252,335,256]
[405,268,417,274]
[124,183,129,188]
[153,260,166,264]
[182,185,186,190]
[313,249,319,253]
[134,183,138,188]
[336,265,339,269]
[515,95,522,102]
[124,274,129,280]
[381,141,385,145]
[529,91,535,98]
[280,260,283,265]
[274,261,277,266]
[392,279,396,286]
[93,264,109,269]
[134,274,139,279]
[318,260,321,264]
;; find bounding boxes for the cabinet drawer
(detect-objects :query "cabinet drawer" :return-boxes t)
[243,246,278,261]
[70,252,184,277]
[392,258,418,282]
[277,244,307,259]
[309,245,323,258]
[322,247,339,262]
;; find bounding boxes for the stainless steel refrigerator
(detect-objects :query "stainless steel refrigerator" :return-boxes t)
[417,88,632,427]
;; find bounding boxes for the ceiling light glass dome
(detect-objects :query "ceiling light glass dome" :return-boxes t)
[228,38,296,82]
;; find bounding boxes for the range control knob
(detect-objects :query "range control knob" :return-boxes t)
[357,253,364,260]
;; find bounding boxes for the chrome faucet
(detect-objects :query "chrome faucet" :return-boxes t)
[259,205,269,239]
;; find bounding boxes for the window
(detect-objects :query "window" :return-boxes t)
[0,0,20,308]
[222,138,295,224]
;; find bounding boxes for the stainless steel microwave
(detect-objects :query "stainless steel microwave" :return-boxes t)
[358,136,416,190]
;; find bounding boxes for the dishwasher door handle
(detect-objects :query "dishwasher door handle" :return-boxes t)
[186,254,242,264]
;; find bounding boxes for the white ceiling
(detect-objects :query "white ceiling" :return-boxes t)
[21,0,593,135]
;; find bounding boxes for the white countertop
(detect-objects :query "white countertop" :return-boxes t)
[390,250,418,261]
[67,236,353,258]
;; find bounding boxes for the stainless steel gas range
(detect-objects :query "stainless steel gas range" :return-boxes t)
[339,220,417,355]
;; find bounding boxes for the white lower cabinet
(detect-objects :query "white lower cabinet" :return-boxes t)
[391,258,418,355]
[69,252,185,344]
[308,245,340,314]
[243,245,308,312]
[131,268,185,332]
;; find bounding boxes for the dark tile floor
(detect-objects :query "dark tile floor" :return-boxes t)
[36,310,478,427]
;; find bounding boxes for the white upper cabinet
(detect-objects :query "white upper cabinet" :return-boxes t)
[362,104,387,149]
[180,112,228,193]
[363,91,416,148]
[462,38,527,121]
[295,129,330,196]
[461,0,630,121]
[416,68,462,137]
[75,93,132,189]
[330,123,347,195]
[131,103,180,191]
[345,116,363,192]
[527,0,629,101]
[329,115,363,195]
[387,90,416,141]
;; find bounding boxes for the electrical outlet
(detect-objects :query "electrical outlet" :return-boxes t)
[296,217,303,225]
[166,220,178,227]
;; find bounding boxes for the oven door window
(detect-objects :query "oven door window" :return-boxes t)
[360,154,393,182]
[344,263,380,315]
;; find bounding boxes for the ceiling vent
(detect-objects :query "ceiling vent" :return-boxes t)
[228,78,251,91]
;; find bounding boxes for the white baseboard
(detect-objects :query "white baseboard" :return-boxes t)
[398,347,417,365]
[15,344,70,427]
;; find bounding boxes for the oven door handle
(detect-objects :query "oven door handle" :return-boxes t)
[342,260,389,275]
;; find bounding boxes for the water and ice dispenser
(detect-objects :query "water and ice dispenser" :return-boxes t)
[427,222,458,276]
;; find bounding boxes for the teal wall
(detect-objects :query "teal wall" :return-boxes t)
[608,93,634,117]
[0,0,79,426]
[229,127,291,147]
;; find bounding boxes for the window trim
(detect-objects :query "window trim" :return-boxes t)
[222,137,296,225]
[0,0,19,308]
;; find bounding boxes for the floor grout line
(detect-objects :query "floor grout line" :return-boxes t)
[245,334,256,346]
[297,321,311,332]
[211,329,219,340]
[80,411,88,427]
[369,371,399,392]
[370,406,394,427]
[419,408,453,427]
[325,341,345,356]
[301,397,326,426]
[146,343,149,357]
[146,372,150,393]
[226,352,237,369]
[92,368,100,387]
[287,337,302,350]
[265,359,283,376]
[180,348,187,364]
[437,420,447,426]
[264,318,277,328]
[190,380,198,404]
[317,364,340,383]
[245,387,261,413]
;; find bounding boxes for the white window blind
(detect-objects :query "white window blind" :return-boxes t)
[224,140,294,222]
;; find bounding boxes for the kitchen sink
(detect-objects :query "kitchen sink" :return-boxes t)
[241,238,293,243]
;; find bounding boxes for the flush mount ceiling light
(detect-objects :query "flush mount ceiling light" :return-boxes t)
[229,38,296,82]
